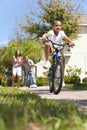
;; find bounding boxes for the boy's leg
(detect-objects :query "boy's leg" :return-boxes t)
[44,42,51,61]
[43,42,51,69]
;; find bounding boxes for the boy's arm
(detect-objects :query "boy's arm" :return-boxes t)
[41,32,51,41]
[64,35,75,46]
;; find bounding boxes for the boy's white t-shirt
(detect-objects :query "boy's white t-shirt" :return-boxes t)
[48,30,66,47]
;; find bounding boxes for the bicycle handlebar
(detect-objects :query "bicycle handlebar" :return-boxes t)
[45,39,72,51]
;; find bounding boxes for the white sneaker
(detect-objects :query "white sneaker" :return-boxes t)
[30,84,37,88]
[62,81,65,87]
[43,61,51,69]
[24,86,29,90]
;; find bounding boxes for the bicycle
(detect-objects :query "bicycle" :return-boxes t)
[46,39,71,94]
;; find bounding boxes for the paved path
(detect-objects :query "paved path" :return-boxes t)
[21,86,87,111]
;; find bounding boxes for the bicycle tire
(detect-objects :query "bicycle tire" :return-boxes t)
[48,65,54,93]
[49,79,54,93]
[53,60,63,94]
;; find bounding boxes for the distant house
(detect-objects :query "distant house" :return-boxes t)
[65,14,87,81]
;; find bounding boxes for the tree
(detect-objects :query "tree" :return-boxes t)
[21,0,82,39]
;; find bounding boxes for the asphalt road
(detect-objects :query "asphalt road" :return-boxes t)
[21,86,87,111]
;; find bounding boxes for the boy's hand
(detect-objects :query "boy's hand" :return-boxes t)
[69,42,75,46]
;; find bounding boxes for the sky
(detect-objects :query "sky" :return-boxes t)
[0,0,87,47]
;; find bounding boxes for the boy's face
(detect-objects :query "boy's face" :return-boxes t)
[53,21,61,32]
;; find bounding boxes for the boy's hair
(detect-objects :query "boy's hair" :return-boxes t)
[53,20,61,26]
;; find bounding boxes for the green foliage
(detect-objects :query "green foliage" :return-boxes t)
[21,0,81,39]
[22,39,43,63]
[1,75,8,87]
[0,87,87,130]
[66,65,82,77]
[36,77,49,86]
[0,39,43,84]
[0,74,3,85]
[70,75,80,84]
[72,82,87,90]
[0,39,43,64]
[65,65,81,84]
[82,77,87,83]
[0,118,6,130]
[64,75,72,84]
[1,78,25,87]
[64,75,80,84]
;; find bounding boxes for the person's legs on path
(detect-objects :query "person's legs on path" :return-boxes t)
[17,67,22,88]
[31,71,37,87]
[26,72,30,88]
[17,75,21,88]
[12,75,16,87]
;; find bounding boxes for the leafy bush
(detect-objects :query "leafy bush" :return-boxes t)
[7,76,12,86]
[71,75,80,84]
[64,75,80,84]
[36,77,49,86]
[64,75,80,85]
[0,74,3,85]
[1,80,8,87]
[82,77,87,83]
[66,65,82,77]
[65,66,81,84]
[1,77,25,87]
[64,75,72,84]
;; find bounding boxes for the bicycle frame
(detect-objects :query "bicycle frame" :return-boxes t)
[47,39,71,94]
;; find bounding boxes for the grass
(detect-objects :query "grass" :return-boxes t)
[65,83,87,90]
[0,86,87,130]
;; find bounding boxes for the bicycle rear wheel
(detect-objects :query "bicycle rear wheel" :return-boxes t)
[53,60,63,94]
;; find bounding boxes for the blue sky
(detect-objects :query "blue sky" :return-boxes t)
[0,0,38,47]
[0,0,27,46]
[0,0,87,47]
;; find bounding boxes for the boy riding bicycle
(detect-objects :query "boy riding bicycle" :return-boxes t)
[41,20,75,69]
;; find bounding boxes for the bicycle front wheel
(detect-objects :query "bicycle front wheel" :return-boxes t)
[53,60,63,94]
[48,65,54,93]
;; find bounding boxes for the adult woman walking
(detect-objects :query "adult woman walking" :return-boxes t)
[12,50,23,88]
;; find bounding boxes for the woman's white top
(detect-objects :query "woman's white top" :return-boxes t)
[13,56,22,68]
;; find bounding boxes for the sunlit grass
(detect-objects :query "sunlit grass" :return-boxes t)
[0,87,87,130]
[65,83,87,90]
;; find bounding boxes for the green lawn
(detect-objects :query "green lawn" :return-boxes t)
[0,86,87,130]
[65,83,87,90]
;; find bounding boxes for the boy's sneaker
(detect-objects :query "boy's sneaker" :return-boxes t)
[43,61,51,69]
[62,81,65,87]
